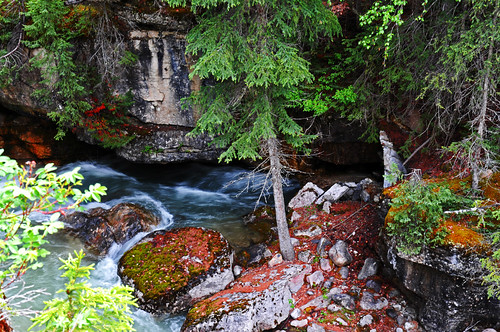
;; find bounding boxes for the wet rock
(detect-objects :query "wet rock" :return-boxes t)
[291,308,302,319]
[294,225,323,237]
[298,250,312,263]
[358,257,379,279]
[307,323,325,332]
[316,237,332,257]
[306,271,324,287]
[242,205,277,244]
[331,293,356,311]
[359,314,374,327]
[329,240,353,267]
[366,279,381,293]
[63,203,159,256]
[289,265,312,293]
[316,183,349,205]
[0,110,101,165]
[235,243,270,267]
[118,227,233,315]
[360,291,388,310]
[320,258,332,272]
[288,182,324,209]
[116,129,218,164]
[339,266,349,279]
[291,319,308,328]
[268,253,283,267]
[182,264,309,332]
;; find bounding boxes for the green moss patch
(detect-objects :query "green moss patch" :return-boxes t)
[119,227,230,301]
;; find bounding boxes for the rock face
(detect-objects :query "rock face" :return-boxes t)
[118,227,234,315]
[0,1,219,164]
[181,264,309,332]
[0,108,103,164]
[124,30,197,127]
[63,203,159,256]
[379,237,500,331]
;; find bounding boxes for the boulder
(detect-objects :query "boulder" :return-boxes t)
[294,225,323,238]
[329,240,353,267]
[379,237,500,331]
[316,183,349,204]
[241,205,277,245]
[331,293,356,311]
[288,182,324,209]
[118,227,234,315]
[181,264,310,332]
[359,291,388,310]
[358,257,379,279]
[63,203,159,256]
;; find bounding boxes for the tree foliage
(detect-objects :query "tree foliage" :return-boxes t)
[30,250,136,332]
[0,0,135,145]
[0,150,106,295]
[0,150,109,324]
[161,0,341,260]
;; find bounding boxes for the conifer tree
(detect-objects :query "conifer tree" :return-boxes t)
[161,0,341,260]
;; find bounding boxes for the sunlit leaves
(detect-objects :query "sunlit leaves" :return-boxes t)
[0,150,107,296]
[30,250,137,332]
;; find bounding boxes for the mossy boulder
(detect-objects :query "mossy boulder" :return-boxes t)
[63,202,159,256]
[118,227,234,315]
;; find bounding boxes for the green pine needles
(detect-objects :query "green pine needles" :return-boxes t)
[161,0,341,260]
[162,0,341,161]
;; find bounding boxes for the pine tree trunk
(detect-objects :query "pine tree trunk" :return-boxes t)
[267,137,294,261]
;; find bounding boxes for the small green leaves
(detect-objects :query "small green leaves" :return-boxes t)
[30,250,137,332]
[0,152,106,316]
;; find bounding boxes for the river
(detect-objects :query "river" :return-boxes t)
[8,158,300,331]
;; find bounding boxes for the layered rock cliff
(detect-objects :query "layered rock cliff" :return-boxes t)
[0,0,380,166]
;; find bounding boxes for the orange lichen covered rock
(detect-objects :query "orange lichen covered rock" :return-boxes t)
[440,220,488,252]
[118,227,234,315]
[182,263,310,332]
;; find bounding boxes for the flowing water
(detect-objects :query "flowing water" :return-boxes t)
[8,159,300,331]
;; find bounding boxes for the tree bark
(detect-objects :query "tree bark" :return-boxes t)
[472,1,498,190]
[267,137,294,261]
